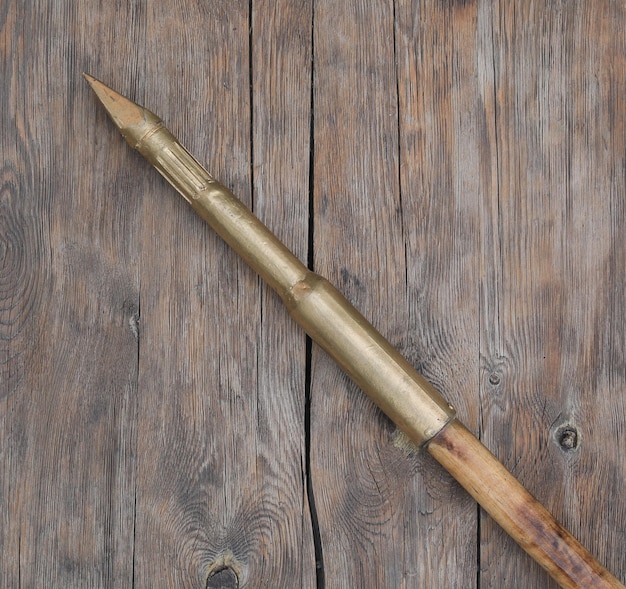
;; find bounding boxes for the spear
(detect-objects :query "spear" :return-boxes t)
[84,73,624,589]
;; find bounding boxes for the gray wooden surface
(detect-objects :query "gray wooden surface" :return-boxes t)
[1,1,624,587]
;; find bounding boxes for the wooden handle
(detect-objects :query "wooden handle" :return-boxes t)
[427,420,624,589]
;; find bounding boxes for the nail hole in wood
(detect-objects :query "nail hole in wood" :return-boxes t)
[206,566,239,589]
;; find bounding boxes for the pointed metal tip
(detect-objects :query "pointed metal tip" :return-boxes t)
[82,72,97,85]
[84,75,162,148]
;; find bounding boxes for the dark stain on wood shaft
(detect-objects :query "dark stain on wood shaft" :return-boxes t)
[514,498,616,586]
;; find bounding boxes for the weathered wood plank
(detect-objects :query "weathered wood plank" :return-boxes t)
[1,1,142,586]
[130,1,315,587]
[250,0,315,584]
[395,1,487,586]
[310,1,478,586]
[479,1,626,586]
[311,1,410,585]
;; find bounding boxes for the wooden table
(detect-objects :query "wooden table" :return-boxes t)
[2,2,625,587]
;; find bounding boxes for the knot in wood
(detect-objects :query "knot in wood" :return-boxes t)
[488,372,501,386]
[556,425,579,451]
[206,566,239,589]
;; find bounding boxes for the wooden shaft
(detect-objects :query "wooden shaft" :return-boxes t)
[427,420,624,589]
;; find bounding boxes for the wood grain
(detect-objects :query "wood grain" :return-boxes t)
[1,0,625,588]
[478,2,626,586]
[395,1,486,583]
[2,1,141,587]
[250,1,316,582]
